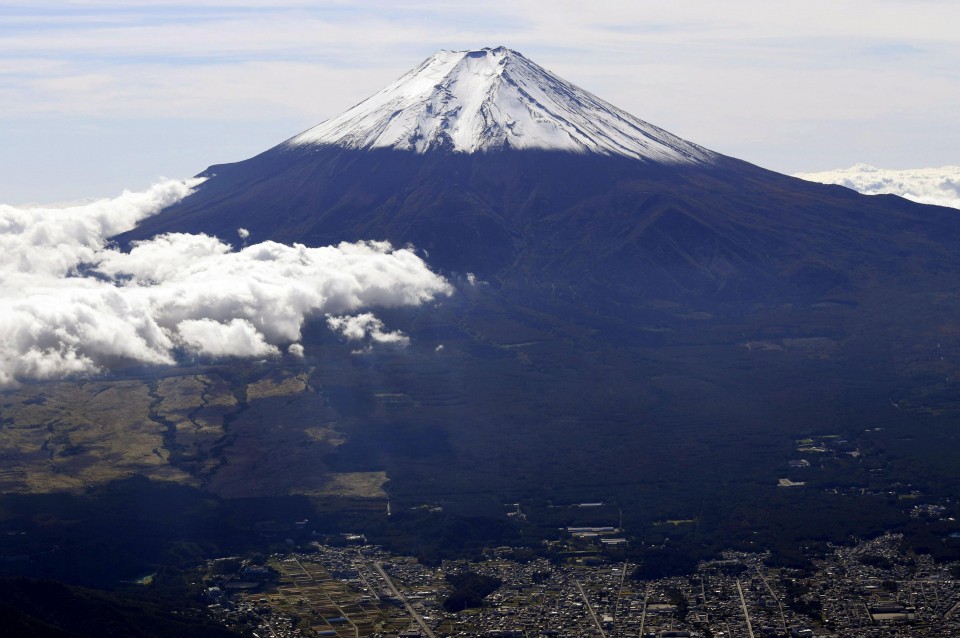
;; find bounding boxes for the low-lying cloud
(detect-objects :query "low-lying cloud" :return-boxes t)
[326,313,411,352]
[794,164,960,210]
[0,180,453,387]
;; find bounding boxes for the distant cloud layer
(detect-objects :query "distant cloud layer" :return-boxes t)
[794,164,960,210]
[0,181,452,387]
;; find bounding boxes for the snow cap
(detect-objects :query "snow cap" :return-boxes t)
[287,47,715,164]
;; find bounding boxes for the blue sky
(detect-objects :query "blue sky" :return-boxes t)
[3,0,959,203]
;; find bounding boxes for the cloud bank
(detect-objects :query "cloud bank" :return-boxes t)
[0,181,452,387]
[795,164,960,210]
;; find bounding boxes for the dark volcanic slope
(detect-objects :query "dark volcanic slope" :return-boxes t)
[122,145,960,308]
[115,141,960,534]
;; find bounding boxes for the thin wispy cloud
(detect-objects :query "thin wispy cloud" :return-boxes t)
[0,181,452,387]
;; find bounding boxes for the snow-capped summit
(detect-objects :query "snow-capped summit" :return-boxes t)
[287,46,715,164]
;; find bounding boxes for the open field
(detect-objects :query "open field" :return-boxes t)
[0,367,378,500]
[0,381,189,492]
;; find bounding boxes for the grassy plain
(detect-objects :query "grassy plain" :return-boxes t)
[0,381,188,492]
[0,367,373,501]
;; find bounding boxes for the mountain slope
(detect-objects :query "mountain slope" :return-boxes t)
[123,145,960,309]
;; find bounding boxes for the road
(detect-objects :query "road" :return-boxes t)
[638,588,648,638]
[755,565,787,634]
[612,560,628,623]
[575,579,607,638]
[737,579,756,638]
[371,559,438,638]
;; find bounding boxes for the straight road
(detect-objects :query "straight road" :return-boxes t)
[736,579,756,638]
[755,565,787,634]
[575,579,607,638]
[372,560,438,638]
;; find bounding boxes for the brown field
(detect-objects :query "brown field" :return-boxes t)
[0,381,190,492]
[0,367,386,501]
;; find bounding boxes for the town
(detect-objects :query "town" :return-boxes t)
[203,532,960,637]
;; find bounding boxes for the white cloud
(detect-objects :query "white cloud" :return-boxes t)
[794,164,960,209]
[326,312,411,349]
[177,318,279,358]
[0,178,202,277]
[288,343,305,358]
[96,231,230,282]
[0,181,452,386]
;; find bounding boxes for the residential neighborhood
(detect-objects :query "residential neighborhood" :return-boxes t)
[204,533,960,637]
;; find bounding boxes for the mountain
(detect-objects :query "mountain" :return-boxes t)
[122,47,960,306]
[113,48,960,557]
